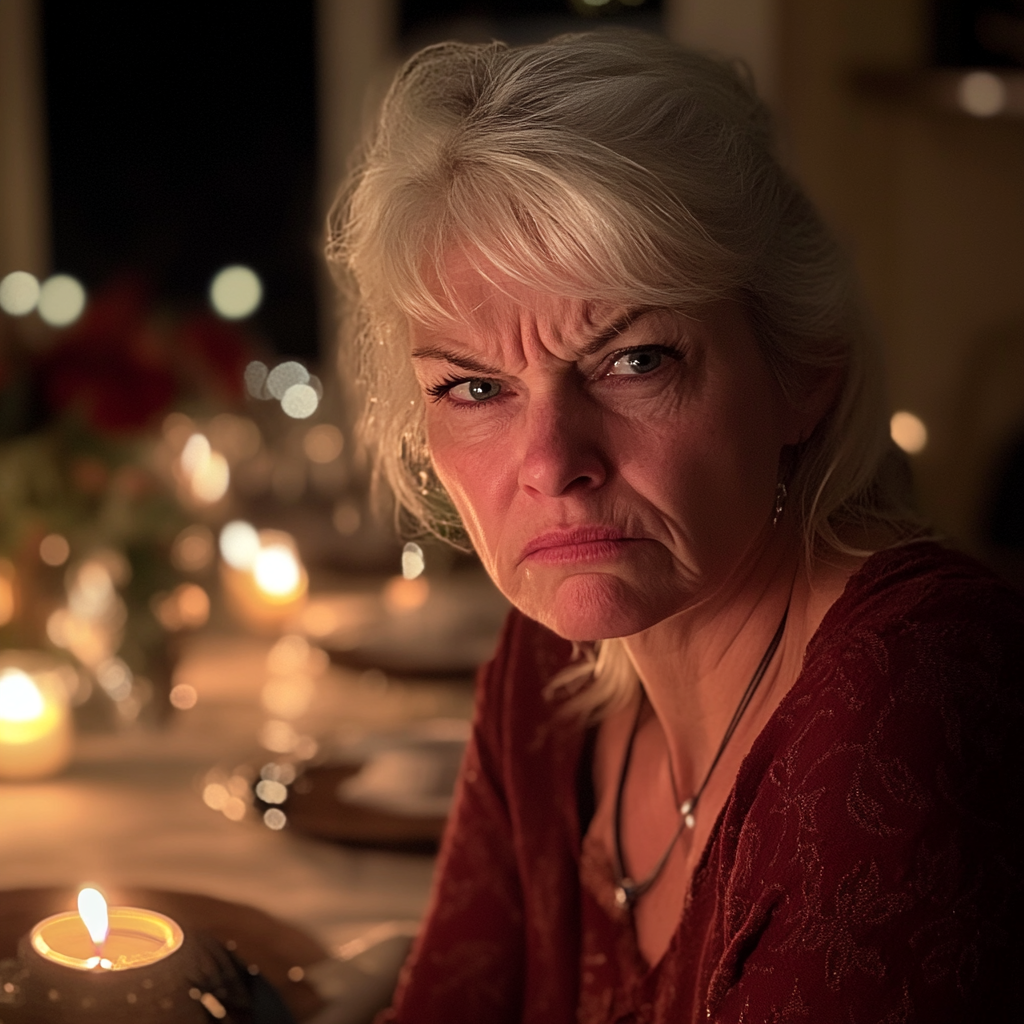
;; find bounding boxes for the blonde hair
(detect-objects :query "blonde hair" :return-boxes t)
[328,30,925,716]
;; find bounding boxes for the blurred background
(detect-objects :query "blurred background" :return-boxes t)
[0,1,1021,1020]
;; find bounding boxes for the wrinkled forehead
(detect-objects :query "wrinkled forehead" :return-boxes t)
[404,244,631,351]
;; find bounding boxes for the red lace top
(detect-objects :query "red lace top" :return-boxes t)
[378,544,1024,1023]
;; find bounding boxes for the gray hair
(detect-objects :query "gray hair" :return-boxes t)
[328,30,924,715]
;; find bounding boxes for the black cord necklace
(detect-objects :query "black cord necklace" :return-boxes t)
[612,605,790,911]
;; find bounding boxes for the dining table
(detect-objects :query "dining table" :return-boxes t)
[0,625,479,1023]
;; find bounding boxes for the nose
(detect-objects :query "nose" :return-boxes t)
[517,392,608,497]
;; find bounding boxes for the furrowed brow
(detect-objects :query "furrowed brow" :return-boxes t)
[578,308,659,357]
[411,308,660,372]
[410,346,502,375]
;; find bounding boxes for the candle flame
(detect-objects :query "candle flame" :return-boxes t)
[0,669,45,723]
[254,545,301,597]
[77,887,109,947]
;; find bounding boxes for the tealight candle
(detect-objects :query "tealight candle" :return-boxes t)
[10,888,213,1023]
[221,528,308,633]
[29,888,183,972]
[0,664,73,781]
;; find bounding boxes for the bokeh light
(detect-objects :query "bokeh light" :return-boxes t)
[255,779,288,804]
[38,274,86,327]
[281,383,319,419]
[261,761,296,785]
[68,560,117,619]
[0,271,40,316]
[0,670,44,722]
[263,808,287,830]
[219,521,261,570]
[96,657,133,702]
[254,545,301,597]
[402,542,425,580]
[176,584,211,628]
[958,71,1006,117]
[39,534,71,567]
[890,410,928,454]
[303,424,343,463]
[171,525,215,573]
[203,782,229,810]
[169,683,198,710]
[179,433,230,504]
[266,361,309,399]
[244,360,269,399]
[153,584,210,631]
[223,796,247,821]
[383,575,430,613]
[180,433,211,475]
[209,265,262,320]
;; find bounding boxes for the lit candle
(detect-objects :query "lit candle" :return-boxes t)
[28,888,182,972]
[12,888,214,1023]
[0,665,73,780]
[220,527,308,632]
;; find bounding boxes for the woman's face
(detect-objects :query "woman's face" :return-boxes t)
[410,261,815,641]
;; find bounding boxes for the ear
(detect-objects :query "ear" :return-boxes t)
[782,365,843,445]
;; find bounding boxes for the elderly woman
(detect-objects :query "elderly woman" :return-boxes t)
[329,31,1023,1024]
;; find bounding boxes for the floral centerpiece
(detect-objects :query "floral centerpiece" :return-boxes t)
[0,278,261,725]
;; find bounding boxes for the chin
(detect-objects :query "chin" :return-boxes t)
[518,572,668,642]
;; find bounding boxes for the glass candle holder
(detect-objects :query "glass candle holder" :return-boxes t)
[0,655,74,781]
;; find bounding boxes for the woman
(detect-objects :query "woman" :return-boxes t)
[329,31,1023,1023]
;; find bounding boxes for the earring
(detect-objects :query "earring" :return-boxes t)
[772,482,787,528]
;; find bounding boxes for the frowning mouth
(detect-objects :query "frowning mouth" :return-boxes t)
[519,528,635,566]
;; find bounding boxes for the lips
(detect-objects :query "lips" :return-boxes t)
[519,527,633,566]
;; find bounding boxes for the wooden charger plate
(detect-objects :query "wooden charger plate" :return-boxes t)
[284,763,447,853]
[0,887,328,1022]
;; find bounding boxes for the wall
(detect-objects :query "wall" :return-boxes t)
[777,0,1024,550]
[0,0,49,279]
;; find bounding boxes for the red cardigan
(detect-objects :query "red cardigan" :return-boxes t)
[379,544,1024,1023]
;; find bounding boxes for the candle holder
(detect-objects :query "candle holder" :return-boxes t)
[0,903,292,1023]
[220,528,308,634]
[0,654,74,781]
[0,887,324,1022]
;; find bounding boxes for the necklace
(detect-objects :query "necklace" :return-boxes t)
[612,605,790,910]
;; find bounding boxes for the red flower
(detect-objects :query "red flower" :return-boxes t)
[40,279,178,434]
[175,313,254,403]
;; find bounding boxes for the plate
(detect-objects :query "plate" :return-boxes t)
[281,720,470,851]
[313,574,509,678]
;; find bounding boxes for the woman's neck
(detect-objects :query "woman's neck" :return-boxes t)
[620,529,862,801]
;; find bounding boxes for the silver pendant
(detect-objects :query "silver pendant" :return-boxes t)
[679,797,696,830]
[614,878,637,909]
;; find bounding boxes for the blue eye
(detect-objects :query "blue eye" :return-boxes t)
[448,379,502,402]
[608,349,663,376]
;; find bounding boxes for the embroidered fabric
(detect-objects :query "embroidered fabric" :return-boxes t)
[377,544,1024,1024]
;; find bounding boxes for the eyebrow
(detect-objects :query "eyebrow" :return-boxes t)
[410,307,657,373]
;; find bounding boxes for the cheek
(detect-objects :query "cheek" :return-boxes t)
[426,421,513,559]
[616,395,781,544]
